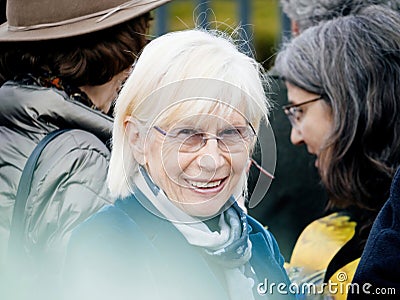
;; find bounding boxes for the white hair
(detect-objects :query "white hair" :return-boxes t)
[108,29,271,198]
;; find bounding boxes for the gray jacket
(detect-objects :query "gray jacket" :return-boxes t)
[0,81,113,272]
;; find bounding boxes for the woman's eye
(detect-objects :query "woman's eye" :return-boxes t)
[179,128,197,135]
[291,107,303,119]
[221,127,249,136]
[220,128,239,136]
[173,128,199,138]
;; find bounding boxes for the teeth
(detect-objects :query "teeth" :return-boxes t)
[188,180,222,188]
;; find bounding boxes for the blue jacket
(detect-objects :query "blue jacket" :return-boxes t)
[349,168,400,299]
[63,190,295,300]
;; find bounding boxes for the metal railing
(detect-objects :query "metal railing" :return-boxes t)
[154,0,291,51]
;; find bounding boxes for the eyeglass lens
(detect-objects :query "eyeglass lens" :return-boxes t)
[282,96,323,127]
[165,127,254,153]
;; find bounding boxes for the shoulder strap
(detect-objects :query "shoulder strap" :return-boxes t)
[8,129,70,258]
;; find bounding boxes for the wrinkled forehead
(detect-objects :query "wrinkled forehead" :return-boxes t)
[160,100,250,130]
[143,78,254,127]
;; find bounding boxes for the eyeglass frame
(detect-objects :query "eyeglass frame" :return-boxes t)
[282,96,324,127]
[152,124,275,179]
[152,123,257,153]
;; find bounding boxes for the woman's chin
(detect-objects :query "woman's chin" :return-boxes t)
[180,199,229,219]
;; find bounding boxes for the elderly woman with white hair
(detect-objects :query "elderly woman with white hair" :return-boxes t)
[63,29,294,300]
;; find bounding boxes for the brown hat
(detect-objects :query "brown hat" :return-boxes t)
[0,0,171,41]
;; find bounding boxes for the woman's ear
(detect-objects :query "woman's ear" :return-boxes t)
[246,159,252,173]
[124,116,146,165]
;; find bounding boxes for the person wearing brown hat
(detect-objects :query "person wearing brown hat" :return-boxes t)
[0,0,170,299]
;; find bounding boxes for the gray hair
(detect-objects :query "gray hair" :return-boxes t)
[275,5,400,211]
[280,0,400,32]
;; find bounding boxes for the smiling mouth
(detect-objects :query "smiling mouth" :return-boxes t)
[186,178,227,190]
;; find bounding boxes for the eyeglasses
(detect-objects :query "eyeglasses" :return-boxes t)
[250,158,275,179]
[153,124,256,153]
[282,96,323,127]
[153,125,275,179]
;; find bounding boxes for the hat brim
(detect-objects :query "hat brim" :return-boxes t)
[0,0,170,41]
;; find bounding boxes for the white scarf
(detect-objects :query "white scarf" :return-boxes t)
[133,167,256,300]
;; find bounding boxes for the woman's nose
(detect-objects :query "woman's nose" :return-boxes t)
[290,126,304,145]
[197,139,225,170]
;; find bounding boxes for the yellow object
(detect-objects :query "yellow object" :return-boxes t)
[285,212,358,299]
[326,258,360,300]
[290,212,356,271]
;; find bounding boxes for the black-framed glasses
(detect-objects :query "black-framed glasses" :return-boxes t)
[282,96,323,127]
[153,124,257,153]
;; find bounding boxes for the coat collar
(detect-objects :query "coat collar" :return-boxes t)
[114,193,231,299]
[0,81,112,143]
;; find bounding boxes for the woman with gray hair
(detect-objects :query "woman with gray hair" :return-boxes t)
[252,0,400,261]
[64,29,294,300]
[280,0,400,36]
[275,4,400,298]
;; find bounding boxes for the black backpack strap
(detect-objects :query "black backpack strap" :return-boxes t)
[8,129,70,258]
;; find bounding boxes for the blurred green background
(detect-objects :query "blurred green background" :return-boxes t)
[151,0,282,69]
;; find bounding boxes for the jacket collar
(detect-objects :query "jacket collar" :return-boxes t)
[0,81,112,143]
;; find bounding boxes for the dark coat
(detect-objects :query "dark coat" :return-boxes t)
[64,190,295,300]
[349,167,400,299]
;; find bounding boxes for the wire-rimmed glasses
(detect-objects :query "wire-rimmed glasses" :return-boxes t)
[153,124,256,153]
[153,124,275,179]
